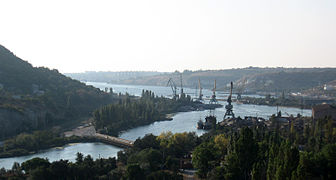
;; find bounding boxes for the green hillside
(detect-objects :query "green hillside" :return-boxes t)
[0,45,114,139]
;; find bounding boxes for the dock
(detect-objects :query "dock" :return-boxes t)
[95,133,134,148]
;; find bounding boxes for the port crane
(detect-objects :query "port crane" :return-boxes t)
[198,78,203,101]
[237,78,247,100]
[180,73,184,96]
[167,78,178,99]
[224,82,235,119]
[178,73,186,99]
[210,80,217,104]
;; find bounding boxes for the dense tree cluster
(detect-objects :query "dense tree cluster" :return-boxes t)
[1,116,336,179]
[116,132,197,179]
[191,116,336,179]
[94,90,192,136]
[0,153,117,180]
[0,132,197,179]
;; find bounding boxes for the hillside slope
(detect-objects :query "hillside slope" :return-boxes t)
[0,45,113,139]
[240,69,336,93]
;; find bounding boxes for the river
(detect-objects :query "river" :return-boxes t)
[0,143,121,170]
[0,82,311,169]
[86,82,265,99]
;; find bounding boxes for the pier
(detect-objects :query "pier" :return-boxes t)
[64,125,134,148]
[95,133,134,148]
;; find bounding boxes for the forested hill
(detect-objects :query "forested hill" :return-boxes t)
[69,68,336,93]
[0,45,114,139]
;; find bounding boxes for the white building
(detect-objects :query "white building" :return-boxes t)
[324,84,336,91]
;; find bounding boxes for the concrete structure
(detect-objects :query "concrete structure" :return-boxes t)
[95,133,134,148]
[64,125,134,148]
[312,104,336,121]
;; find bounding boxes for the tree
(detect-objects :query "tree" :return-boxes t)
[127,148,163,172]
[224,152,241,180]
[21,157,50,172]
[126,164,144,180]
[147,170,183,180]
[134,134,160,150]
[49,160,70,179]
[76,152,84,164]
[11,162,22,176]
[213,134,229,157]
[225,127,258,180]
[192,143,216,178]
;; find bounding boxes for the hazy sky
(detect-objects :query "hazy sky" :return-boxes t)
[1,0,335,73]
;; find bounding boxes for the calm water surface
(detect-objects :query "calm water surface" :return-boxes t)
[0,82,311,169]
[86,82,265,99]
[0,143,121,170]
[119,101,311,141]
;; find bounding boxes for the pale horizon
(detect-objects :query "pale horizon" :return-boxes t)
[1,0,335,73]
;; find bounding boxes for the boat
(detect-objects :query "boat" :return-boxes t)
[196,115,217,130]
[197,119,204,129]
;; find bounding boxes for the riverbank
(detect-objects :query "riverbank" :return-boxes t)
[0,142,122,170]
[238,96,312,110]
[0,102,220,159]
[177,102,222,112]
[0,131,97,159]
